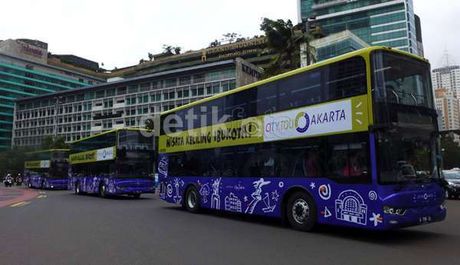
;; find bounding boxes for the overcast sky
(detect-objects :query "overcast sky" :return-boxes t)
[1,0,459,70]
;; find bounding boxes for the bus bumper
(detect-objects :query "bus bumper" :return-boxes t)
[44,179,69,190]
[383,204,447,229]
[109,179,156,195]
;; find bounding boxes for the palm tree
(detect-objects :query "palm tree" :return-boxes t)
[260,18,316,77]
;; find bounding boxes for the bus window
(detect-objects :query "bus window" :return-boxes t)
[278,70,322,110]
[324,56,367,100]
[328,135,370,183]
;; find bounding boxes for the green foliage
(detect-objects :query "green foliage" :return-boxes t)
[41,136,69,150]
[162,45,181,55]
[441,134,460,169]
[0,148,29,176]
[260,17,316,78]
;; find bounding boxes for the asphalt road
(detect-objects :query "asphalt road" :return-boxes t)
[0,188,459,265]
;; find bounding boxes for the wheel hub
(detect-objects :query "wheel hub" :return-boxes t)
[187,191,197,208]
[292,199,310,224]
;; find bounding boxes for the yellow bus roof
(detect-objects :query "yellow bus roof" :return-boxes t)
[26,149,70,155]
[69,127,152,145]
[161,46,429,116]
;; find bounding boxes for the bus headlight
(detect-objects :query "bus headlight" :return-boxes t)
[383,206,406,216]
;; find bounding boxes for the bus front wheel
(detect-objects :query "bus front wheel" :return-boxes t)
[184,186,201,213]
[286,191,317,232]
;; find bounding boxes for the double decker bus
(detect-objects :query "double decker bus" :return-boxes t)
[69,128,155,198]
[158,47,446,231]
[24,149,70,189]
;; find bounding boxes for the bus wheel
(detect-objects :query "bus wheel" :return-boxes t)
[184,186,201,213]
[286,191,317,232]
[99,184,107,198]
[75,182,81,195]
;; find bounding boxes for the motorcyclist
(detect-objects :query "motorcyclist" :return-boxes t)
[3,173,13,187]
[15,173,23,186]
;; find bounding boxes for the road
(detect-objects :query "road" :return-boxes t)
[0,187,459,265]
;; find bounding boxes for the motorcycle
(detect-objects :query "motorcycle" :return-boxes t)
[3,176,14,187]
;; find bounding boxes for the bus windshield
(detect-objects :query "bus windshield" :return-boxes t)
[116,151,154,179]
[49,151,69,178]
[116,130,154,179]
[372,50,433,109]
[372,51,440,184]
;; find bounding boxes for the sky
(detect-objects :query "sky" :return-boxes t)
[0,0,459,70]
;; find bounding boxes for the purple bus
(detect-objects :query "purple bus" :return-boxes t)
[24,149,70,190]
[69,128,155,198]
[158,47,446,231]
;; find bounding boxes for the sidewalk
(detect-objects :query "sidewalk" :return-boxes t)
[0,186,38,208]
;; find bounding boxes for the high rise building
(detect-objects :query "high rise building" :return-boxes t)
[0,39,105,150]
[299,0,424,56]
[432,65,460,137]
[434,88,460,132]
[432,66,460,98]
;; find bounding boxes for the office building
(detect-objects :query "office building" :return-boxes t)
[13,58,262,148]
[0,39,105,150]
[299,0,424,56]
[112,36,271,78]
[432,65,460,99]
[434,88,460,132]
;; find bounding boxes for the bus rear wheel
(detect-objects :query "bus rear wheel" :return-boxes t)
[184,186,201,213]
[75,182,82,195]
[286,191,317,232]
[99,184,107,198]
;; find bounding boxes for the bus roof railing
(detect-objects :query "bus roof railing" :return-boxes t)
[160,46,429,116]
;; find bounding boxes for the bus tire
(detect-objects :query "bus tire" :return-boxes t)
[75,182,82,195]
[286,191,317,232]
[184,186,201,213]
[99,184,107,198]
[132,194,141,199]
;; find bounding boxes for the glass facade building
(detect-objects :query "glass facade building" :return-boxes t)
[0,53,104,151]
[310,30,369,61]
[299,0,423,56]
[13,59,261,148]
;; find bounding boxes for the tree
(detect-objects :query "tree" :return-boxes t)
[222,33,240,44]
[208,39,221,48]
[174,46,181,55]
[148,53,154,61]
[162,45,174,55]
[0,148,29,177]
[260,18,316,77]
[41,136,68,150]
[162,45,181,56]
[441,134,460,169]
